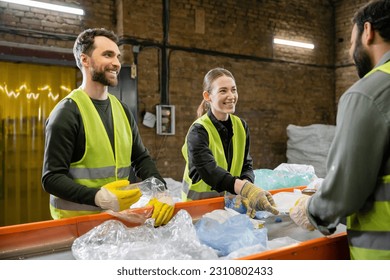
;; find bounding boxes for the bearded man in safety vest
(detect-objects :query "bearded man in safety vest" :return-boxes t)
[290,0,390,259]
[42,28,173,227]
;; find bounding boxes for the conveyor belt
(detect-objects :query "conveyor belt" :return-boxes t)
[0,188,349,260]
[26,213,347,260]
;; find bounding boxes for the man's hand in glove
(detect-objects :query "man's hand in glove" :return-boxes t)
[95,180,142,212]
[240,182,279,217]
[289,195,315,231]
[146,196,174,227]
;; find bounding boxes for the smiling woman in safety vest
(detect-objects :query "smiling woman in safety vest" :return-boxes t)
[182,67,279,217]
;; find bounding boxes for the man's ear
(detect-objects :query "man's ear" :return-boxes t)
[363,21,375,45]
[203,91,211,102]
[80,53,89,67]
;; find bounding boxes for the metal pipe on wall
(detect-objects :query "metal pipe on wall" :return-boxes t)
[161,0,170,105]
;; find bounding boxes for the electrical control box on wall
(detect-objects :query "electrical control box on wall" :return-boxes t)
[156,105,175,135]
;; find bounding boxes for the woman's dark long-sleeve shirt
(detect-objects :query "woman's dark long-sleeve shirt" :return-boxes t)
[42,96,164,207]
[186,110,254,194]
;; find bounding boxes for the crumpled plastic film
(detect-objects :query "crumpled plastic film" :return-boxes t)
[195,210,268,257]
[121,177,165,197]
[254,163,318,191]
[106,206,154,224]
[224,194,247,214]
[71,210,218,260]
[124,177,174,209]
[272,191,303,213]
[163,178,183,203]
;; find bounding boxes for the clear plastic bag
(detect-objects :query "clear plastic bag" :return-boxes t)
[106,206,153,224]
[71,210,218,260]
[163,177,183,203]
[122,177,165,196]
[272,190,303,213]
[124,177,174,208]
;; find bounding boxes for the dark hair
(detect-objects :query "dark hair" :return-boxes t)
[196,68,236,118]
[73,28,118,69]
[352,0,390,41]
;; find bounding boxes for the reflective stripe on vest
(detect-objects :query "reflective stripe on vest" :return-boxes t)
[50,89,132,219]
[182,114,245,201]
[50,196,101,211]
[346,63,390,259]
[69,166,130,180]
[347,175,390,259]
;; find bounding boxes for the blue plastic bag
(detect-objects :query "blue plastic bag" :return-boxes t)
[195,213,268,256]
[224,195,247,214]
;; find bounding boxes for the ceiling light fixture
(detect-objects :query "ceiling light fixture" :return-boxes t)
[273,38,314,49]
[1,0,84,15]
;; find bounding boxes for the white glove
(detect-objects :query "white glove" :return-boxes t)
[289,195,315,231]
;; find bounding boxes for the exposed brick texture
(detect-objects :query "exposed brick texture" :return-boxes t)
[334,0,367,103]
[0,0,367,181]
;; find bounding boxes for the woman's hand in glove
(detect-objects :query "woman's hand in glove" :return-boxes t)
[240,182,279,216]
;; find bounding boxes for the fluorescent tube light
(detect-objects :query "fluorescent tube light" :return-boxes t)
[1,0,84,15]
[273,38,314,49]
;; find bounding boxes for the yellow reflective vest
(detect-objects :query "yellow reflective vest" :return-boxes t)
[346,61,390,259]
[49,89,132,219]
[182,114,245,201]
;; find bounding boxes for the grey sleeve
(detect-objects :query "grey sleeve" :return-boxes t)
[308,91,388,235]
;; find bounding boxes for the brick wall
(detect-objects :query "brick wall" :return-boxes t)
[0,0,116,49]
[132,0,337,180]
[334,0,367,103]
[0,0,367,181]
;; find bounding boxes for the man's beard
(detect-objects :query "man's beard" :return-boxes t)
[91,68,118,87]
[353,38,373,78]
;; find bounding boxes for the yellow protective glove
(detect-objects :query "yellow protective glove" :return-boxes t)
[237,196,257,218]
[95,180,142,212]
[289,195,315,231]
[240,182,279,217]
[146,197,174,227]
